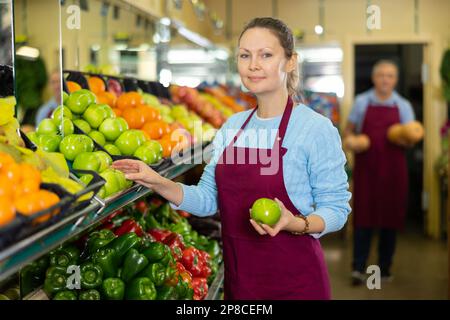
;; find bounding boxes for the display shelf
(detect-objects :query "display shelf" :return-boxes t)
[205,263,224,300]
[0,143,212,282]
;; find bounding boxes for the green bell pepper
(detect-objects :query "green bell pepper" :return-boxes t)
[92,248,119,278]
[139,263,166,286]
[106,232,141,263]
[121,249,148,283]
[145,214,162,229]
[20,255,49,296]
[206,240,221,259]
[79,289,101,300]
[175,277,191,300]
[141,242,167,263]
[101,278,125,300]
[53,290,77,300]
[49,245,80,268]
[44,266,68,297]
[156,285,178,300]
[86,229,116,254]
[80,262,103,289]
[125,277,157,300]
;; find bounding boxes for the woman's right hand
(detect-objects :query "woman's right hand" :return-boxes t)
[111,159,163,189]
[112,159,184,206]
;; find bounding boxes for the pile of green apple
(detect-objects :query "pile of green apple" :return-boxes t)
[28,89,165,198]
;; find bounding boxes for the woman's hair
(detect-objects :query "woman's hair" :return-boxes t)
[238,17,299,97]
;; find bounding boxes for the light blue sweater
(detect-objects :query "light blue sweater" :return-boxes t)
[171,104,352,238]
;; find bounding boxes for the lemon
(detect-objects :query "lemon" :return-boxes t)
[0,96,16,126]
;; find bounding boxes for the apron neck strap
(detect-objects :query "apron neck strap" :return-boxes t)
[230,96,294,146]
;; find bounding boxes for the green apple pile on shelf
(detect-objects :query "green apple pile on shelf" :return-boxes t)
[27,89,166,199]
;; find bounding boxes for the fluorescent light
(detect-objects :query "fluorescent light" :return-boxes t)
[314,25,324,35]
[114,44,128,51]
[177,27,212,48]
[91,44,101,51]
[160,17,171,26]
[16,46,40,59]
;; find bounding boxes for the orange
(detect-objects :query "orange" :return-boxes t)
[88,77,106,94]
[97,92,117,108]
[137,105,160,123]
[18,163,41,185]
[67,81,82,93]
[112,108,122,117]
[2,163,21,184]
[158,136,174,158]
[0,176,13,199]
[35,190,60,223]
[19,178,41,195]
[0,197,15,227]
[116,92,143,110]
[0,152,15,170]
[15,192,41,216]
[122,107,146,129]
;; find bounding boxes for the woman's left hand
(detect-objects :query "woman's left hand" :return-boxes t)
[250,198,298,237]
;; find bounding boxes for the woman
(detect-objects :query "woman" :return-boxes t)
[113,17,351,300]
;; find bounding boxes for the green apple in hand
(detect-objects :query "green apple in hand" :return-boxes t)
[250,198,282,227]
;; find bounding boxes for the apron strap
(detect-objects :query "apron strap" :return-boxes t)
[227,96,294,149]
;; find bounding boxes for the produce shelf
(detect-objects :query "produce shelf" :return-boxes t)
[0,143,212,282]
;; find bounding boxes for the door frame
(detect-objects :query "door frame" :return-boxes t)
[342,34,446,239]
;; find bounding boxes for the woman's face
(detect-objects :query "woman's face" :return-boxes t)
[238,27,295,96]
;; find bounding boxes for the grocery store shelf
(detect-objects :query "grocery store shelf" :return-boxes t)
[206,263,224,300]
[0,144,212,282]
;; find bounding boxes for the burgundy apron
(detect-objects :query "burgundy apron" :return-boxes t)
[353,104,408,230]
[215,98,331,300]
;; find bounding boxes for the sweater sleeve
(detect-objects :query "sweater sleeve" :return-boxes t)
[169,120,230,216]
[306,119,352,238]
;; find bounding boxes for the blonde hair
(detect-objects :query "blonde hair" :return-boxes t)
[239,17,299,97]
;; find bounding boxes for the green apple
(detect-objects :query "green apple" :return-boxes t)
[171,105,189,119]
[114,130,143,156]
[59,134,94,161]
[37,118,58,135]
[57,117,74,136]
[82,104,108,129]
[51,105,73,123]
[88,130,106,146]
[104,144,122,156]
[94,151,112,172]
[161,115,175,124]
[97,103,115,119]
[62,91,69,104]
[155,104,171,116]
[250,198,282,227]
[79,174,93,186]
[73,152,101,172]
[143,140,163,159]
[66,89,96,114]
[99,118,125,141]
[114,169,132,190]
[142,93,160,107]
[116,117,129,132]
[97,187,106,199]
[100,169,121,197]
[134,145,159,165]
[37,134,62,152]
[73,119,91,133]
[26,131,39,145]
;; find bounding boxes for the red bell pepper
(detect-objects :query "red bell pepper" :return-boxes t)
[135,200,148,214]
[181,247,212,278]
[177,210,191,218]
[114,219,144,237]
[148,229,172,242]
[163,233,185,261]
[192,277,208,300]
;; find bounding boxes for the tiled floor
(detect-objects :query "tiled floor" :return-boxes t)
[321,226,448,300]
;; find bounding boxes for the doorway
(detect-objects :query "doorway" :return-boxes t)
[354,44,424,231]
